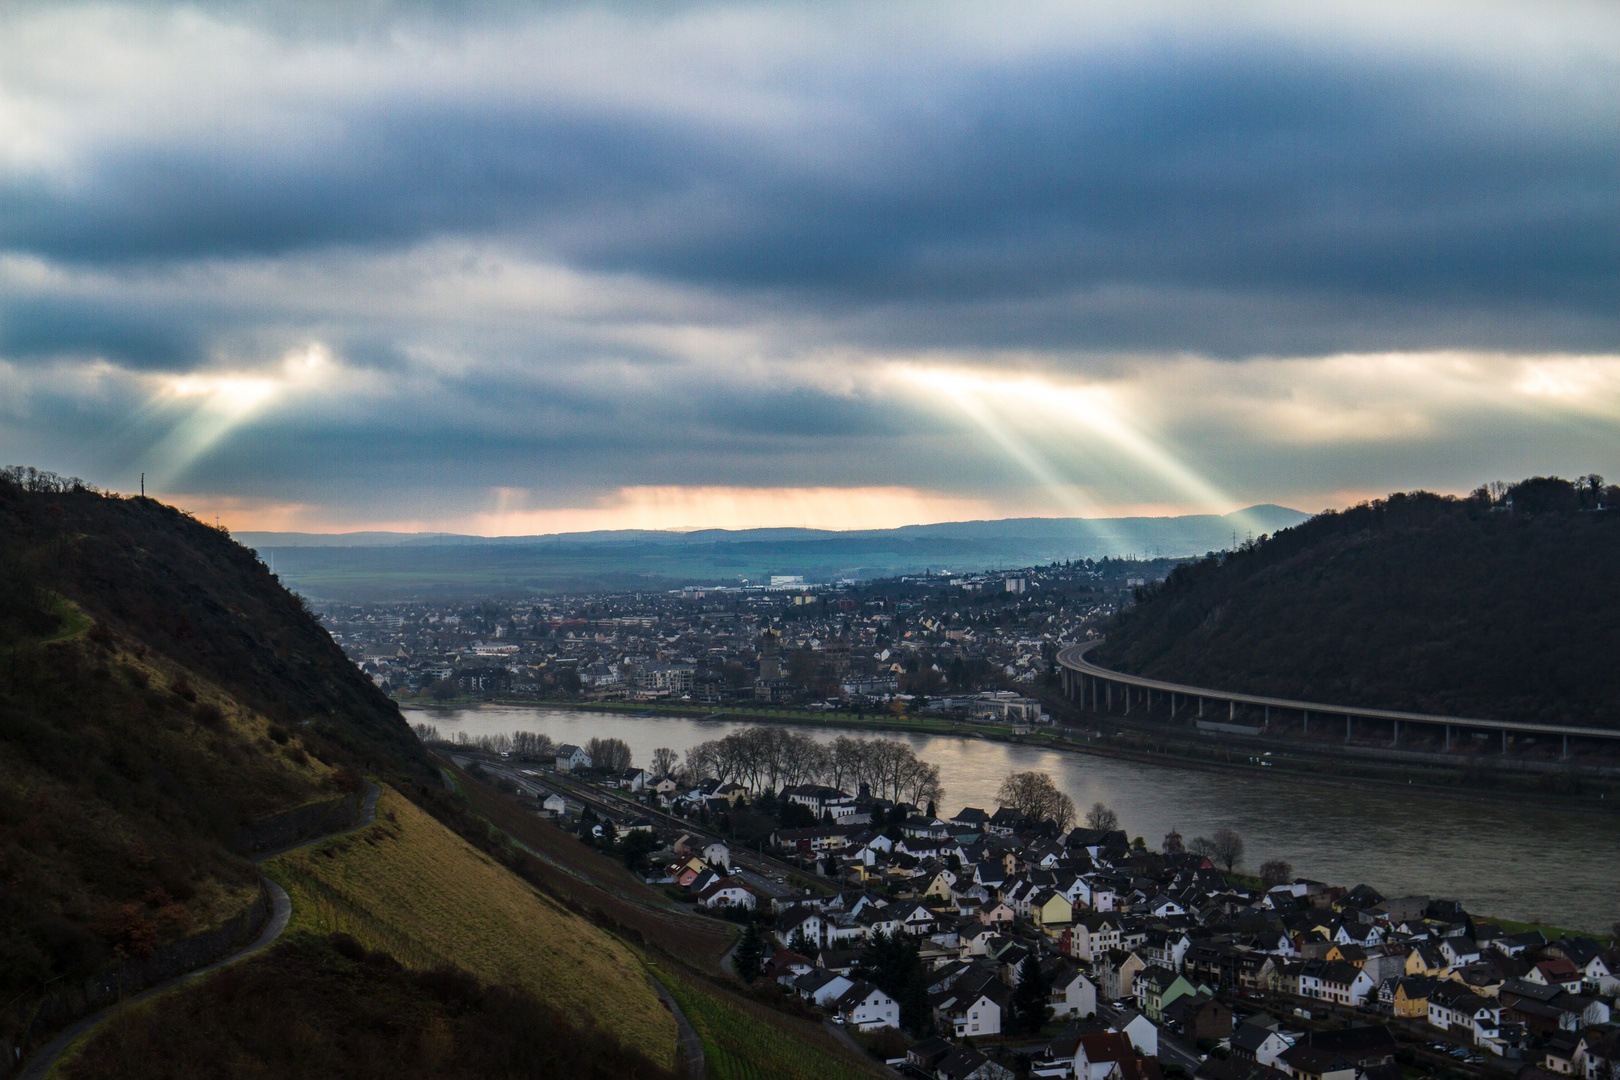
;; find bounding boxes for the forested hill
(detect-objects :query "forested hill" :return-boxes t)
[1097,476,1620,729]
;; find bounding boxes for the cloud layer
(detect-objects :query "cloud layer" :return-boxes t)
[1,1,1616,530]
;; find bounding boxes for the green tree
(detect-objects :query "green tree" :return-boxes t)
[1012,953,1052,1034]
[735,922,767,982]
[621,829,658,872]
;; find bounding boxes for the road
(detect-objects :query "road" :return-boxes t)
[18,782,382,1080]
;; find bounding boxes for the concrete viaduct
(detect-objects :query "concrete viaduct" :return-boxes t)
[1056,641,1620,761]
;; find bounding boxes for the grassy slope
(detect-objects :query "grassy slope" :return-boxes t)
[268,786,679,1069]
[655,962,881,1080]
[56,932,676,1080]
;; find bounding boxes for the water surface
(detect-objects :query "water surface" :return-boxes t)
[405,705,1617,932]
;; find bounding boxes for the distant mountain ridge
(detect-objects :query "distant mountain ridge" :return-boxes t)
[238,506,1309,599]
[239,504,1306,549]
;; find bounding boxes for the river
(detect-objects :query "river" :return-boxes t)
[403,705,1617,933]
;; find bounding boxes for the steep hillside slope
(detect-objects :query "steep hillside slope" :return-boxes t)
[0,470,438,1066]
[1098,478,1620,728]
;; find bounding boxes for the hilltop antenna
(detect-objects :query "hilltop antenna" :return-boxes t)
[140,472,144,497]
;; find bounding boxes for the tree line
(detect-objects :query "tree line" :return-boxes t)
[685,729,944,806]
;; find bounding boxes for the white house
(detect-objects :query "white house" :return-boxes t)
[1048,963,1098,1018]
[1114,1010,1159,1057]
[703,841,731,870]
[835,980,900,1031]
[698,879,756,910]
[794,969,853,1007]
[555,744,592,771]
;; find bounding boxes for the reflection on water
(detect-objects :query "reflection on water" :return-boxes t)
[405,706,1617,932]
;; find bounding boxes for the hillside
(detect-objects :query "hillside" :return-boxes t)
[0,469,435,1048]
[1098,477,1620,729]
[1,468,885,1080]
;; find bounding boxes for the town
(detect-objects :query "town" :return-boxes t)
[319,556,1182,714]
[430,726,1620,1080]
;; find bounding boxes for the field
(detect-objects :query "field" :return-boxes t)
[267,786,679,1068]
[653,962,885,1080]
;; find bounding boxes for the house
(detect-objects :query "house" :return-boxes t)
[1164,992,1233,1045]
[776,907,826,949]
[618,767,650,791]
[935,1046,1017,1080]
[933,981,1008,1037]
[783,783,859,821]
[834,979,899,1030]
[1432,984,1503,1042]
[1074,1031,1151,1080]
[554,744,592,771]
[988,807,1029,835]
[1137,966,1202,1022]
[793,968,854,1007]
[697,878,755,910]
[979,901,1016,925]
[1233,1021,1293,1068]
[1306,961,1375,1007]
[951,807,992,830]
[1044,958,1098,1018]
[539,791,571,817]
[1033,888,1075,929]
[1391,976,1438,1019]
[1114,1009,1160,1057]
[1277,1044,1356,1080]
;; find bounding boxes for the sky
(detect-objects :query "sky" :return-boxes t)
[1,0,1616,534]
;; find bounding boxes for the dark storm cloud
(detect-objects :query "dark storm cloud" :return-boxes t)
[3,13,1615,358]
[0,295,205,367]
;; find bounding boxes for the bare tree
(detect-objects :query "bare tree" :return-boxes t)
[1209,827,1244,872]
[1259,859,1293,888]
[685,741,721,782]
[586,736,632,773]
[1085,802,1120,832]
[650,746,680,779]
[511,731,555,762]
[1189,835,1217,860]
[996,771,1076,830]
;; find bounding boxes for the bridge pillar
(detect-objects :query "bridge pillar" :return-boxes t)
[1263,705,1270,730]
[1198,697,1205,718]
[1229,700,1236,722]
[1445,725,1451,750]
[1171,692,1177,716]
[1392,720,1399,747]
[1563,734,1569,759]
[1303,709,1309,733]
[1106,682,1112,712]
[1345,714,1352,743]
[1502,730,1507,754]
[1124,686,1131,715]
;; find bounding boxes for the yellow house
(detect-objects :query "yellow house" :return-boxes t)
[1392,978,1432,1018]
[921,872,955,903]
[1325,943,1367,969]
[1405,945,1449,977]
[1031,889,1073,929]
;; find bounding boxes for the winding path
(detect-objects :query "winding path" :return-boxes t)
[17,782,381,1080]
[646,974,705,1080]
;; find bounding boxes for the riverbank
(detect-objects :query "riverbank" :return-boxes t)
[401,697,1620,815]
